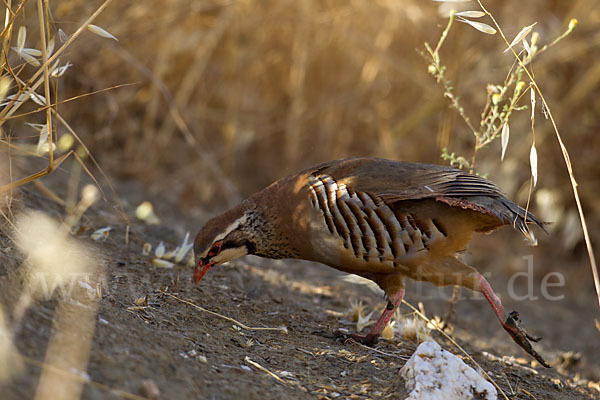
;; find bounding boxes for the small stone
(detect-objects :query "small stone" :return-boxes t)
[400,341,497,400]
[139,379,160,399]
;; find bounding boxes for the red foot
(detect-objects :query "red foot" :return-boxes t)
[502,311,550,368]
[348,333,379,346]
[312,330,380,346]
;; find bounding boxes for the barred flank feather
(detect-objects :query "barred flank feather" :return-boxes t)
[308,158,546,247]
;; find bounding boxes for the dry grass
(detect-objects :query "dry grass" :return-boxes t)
[3,1,597,237]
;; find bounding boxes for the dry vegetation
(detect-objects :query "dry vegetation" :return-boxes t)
[1,0,599,399]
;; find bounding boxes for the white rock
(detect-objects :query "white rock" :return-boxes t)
[400,341,497,400]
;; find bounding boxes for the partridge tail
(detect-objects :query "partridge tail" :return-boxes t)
[501,198,547,245]
[468,196,547,245]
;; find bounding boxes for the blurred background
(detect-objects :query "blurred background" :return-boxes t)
[2,0,599,307]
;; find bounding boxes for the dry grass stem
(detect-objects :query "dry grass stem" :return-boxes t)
[244,356,286,385]
[160,289,288,333]
[476,0,600,310]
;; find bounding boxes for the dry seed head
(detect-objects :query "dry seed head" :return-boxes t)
[20,52,41,67]
[46,37,55,57]
[187,254,195,267]
[456,17,497,35]
[15,211,96,300]
[90,227,111,241]
[175,244,193,263]
[356,310,374,332]
[397,316,433,343]
[162,248,177,260]
[37,142,56,155]
[568,19,578,31]
[81,184,99,208]
[87,24,118,41]
[142,242,152,255]
[523,39,532,57]
[515,81,526,93]
[501,122,510,161]
[154,241,166,258]
[58,29,69,43]
[33,124,50,154]
[175,232,193,263]
[20,48,42,57]
[381,321,395,340]
[531,31,539,46]
[454,11,486,18]
[76,146,87,159]
[348,299,366,322]
[30,92,46,106]
[487,84,499,94]
[426,316,446,331]
[134,295,148,306]
[0,77,11,104]
[136,201,160,225]
[505,22,537,54]
[152,258,174,268]
[57,133,75,151]
[52,62,73,78]
[530,144,538,187]
[17,26,26,53]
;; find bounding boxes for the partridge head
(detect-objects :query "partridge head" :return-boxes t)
[193,157,550,367]
[194,204,252,282]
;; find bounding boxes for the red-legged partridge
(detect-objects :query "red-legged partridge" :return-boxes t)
[194,157,549,367]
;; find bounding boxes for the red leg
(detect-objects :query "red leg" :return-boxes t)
[478,274,550,368]
[350,289,405,345]
[479,274,506,321]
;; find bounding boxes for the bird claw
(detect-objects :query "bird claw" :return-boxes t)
[347,333,379,346]
[312,330,379,346]
[503,311,550,368]
[526,332,542,343]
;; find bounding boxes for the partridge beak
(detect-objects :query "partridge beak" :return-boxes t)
[194,259,213,283]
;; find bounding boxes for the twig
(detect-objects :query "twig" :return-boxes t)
[519,388,539,400]
[244,356,286,384]
[33,179,65,206]
[37,0,53,168]
[352,340,409,361]
[159,289,288,333]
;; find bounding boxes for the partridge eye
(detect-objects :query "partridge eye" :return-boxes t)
[208,240,223,257]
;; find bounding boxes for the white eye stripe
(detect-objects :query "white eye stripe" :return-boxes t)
[212,215,248,250]
[211,246,248,265]
[198,214,248,259]
[214,214,248,243]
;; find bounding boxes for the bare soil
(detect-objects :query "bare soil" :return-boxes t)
[1,176,599,399]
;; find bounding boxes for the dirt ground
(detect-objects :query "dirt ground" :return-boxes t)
[1,174,600,400]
